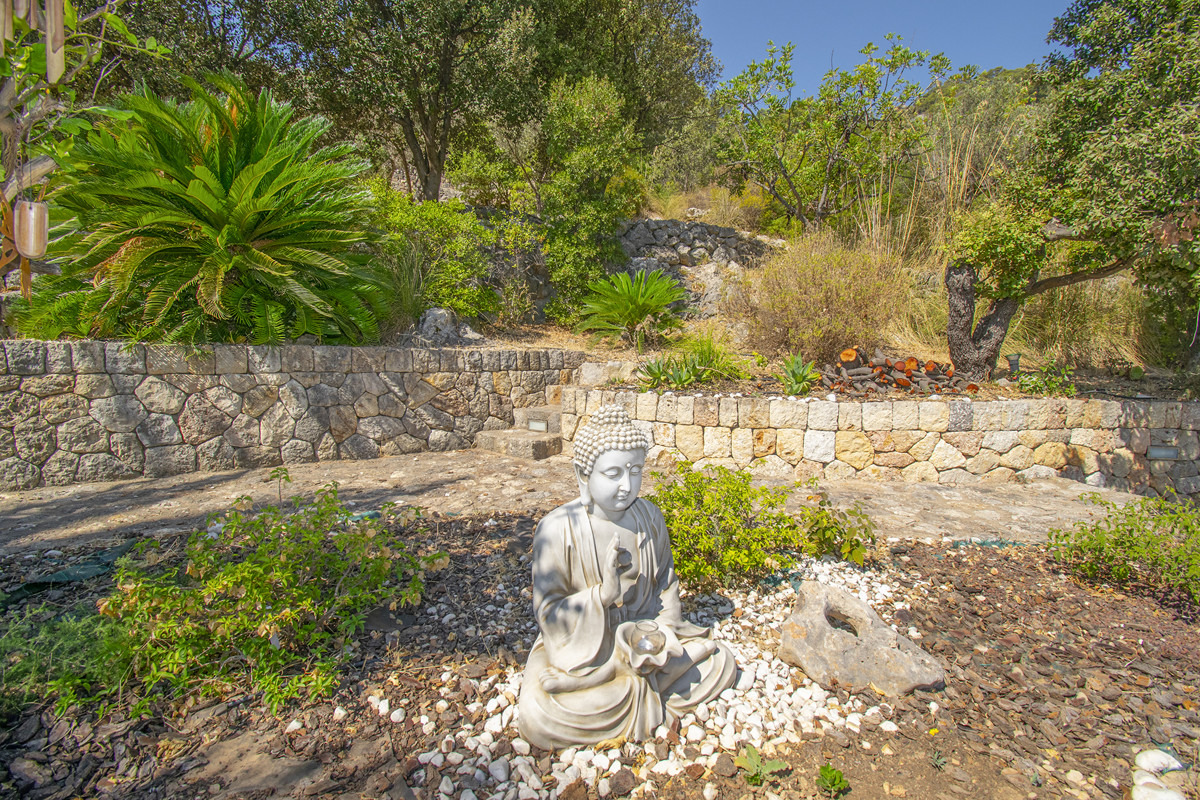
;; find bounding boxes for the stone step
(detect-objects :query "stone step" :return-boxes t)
[514,405,562,434]
[475,429,562,460]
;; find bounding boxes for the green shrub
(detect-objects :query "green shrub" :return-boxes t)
[1048,493,1200,603]
[16,73,379,344]
[1017,363,1076,397]
[638,354,705,390]
[735,744,787,786]
[368,178,499,321]
[578,269,684,352]
[650,463,875,591]
[0,605,133,714]
[817,764,851,798]
[779,354,820,396]
[677,329,750,380]
[106,481,442,712]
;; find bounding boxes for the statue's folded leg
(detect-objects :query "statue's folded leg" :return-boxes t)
[662,641,737,719]
[518,643,662,750]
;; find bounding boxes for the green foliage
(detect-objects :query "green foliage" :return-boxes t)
[15,74,378,344]
[1017,363,1077,397]
[1048,493,1200,603]
[637,333,747,390]
[651,462,807,591]
[949,203,1049,299]
[0,605,134,715]
[106,480,441,712]
[578,269,684,352]
[930,749,948,771]
[637,354,702,391]
[368,178,499,321]
[734,744,787,786]
[779,354,820,396]
[817,764,851,798]
[800,482,876,567]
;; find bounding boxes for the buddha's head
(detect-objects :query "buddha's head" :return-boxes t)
[572,405,650,518]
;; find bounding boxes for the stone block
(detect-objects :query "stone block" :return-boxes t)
[1003,401,1029,431]
[793,460,825,483]
[248,346,281,373]
[351,347,386,373]
[384,349,413,373]
[776,429,805,465]
[44,343,73,373]
[890,430,924,453]
[144,444,197,478]
[942,432,983,456]
[20,375,73,398]
[875,451,914,469]
[808,401,838,431]
[635,392,658,421]
[739,398,770,428]
[860,465,902,481]
[77,453,135,483]
[41,451,80,486]
[938,469,973,486]
[731,428,754,466]
[947,401,972,432]
[769,398,807,429]
[979,467,1016,484]
[918,402,949,432]
[929,439,967,470]
[313,346,352,373]
[1122,427,1149,454]
[981,430,1018,453]
[748,455,792,478]
[279,345,314,373]
[972,402,1004,430]
[1183,403,1200,430]
[902,461,938,483]
[834,431,873,470]
[675,425,705,461]
[718,398,739,427]
[999,445,1035,470]
[71,342,105,373]
[147,345,215,375]
[177,395,231,443]
[1067,444,1101,474]
[1033,442,1069,469]
[891,401,919,430]
[753,429,776,458]
[825,460,857,480]
[135,376,186,415]
[861,402,892,431]
[803,430,836,463]
[964,450,999,475]
[675,396,694,425]
[104,342,145,374]
[136,413,184,447]
[90,395,149,433]
[40,394,88,425]
[703,426,732,459]
[837,404,862,431]
[908,432,940,461]
[1119,401,1150,428]
[4,340,45,374]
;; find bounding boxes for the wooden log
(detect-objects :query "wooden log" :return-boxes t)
[904,357,920,371]
[894,376,911,387]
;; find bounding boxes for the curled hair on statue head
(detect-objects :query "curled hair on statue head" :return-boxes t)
[572,405,650,476]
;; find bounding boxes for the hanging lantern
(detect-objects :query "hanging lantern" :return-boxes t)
[13,199,48,259]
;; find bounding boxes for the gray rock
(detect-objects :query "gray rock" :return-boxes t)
[225,414,260,447]
[312,345,352,372]
[214,345,248,374]
[308,383,340,407]
[779,581,945,697]
[316,432,338,460]
[20,374,73,397]
[0,375,18,391]
[71,341,106,373]
[220,373,257,393]
[135,376,187,414]
[146,345,215,375]
[402,411,431,440]
[417,308,462,345]
[77,453,136,482]
[259,404,296,447]
[57,416,111,454]
[111,373,144,394]
[242,385,279,417]
[234,446,282,468]
[358,415,407,441]
[197,436,237,471]
[0,391,39,426]
[281,439,317,463]
[75,374,116,399]
[3,340,45,374]
[0,430,14,459]
[280,345,314,372]
[280,380,308,418]
[353,393,379,418]
[329,406,357,442]
[0,457,40,489]
[379,434,424,455]
[104,342,146,374]
[379,394,407,418]
[178,394,232,443]
[144,444,197,478]
[109,432,144,472]
[90,395,149,433]
[247,345,281,373]
[204,385,243,417]
[293,406,330,443]
[428,430,466,451]
[13,421,56,465]
[339,434,379,460]
[137,413,184,447]
[41,451,80,486]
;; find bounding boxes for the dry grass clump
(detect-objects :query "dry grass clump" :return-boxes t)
[732,231,909,363]
[645,184,768,232]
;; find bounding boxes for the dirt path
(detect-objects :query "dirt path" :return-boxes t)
[0,452,1137,556]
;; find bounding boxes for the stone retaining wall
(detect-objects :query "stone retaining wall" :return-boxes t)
[0,340,584,489]
[561,387,1200,497]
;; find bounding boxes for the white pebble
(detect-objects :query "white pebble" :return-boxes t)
[390,708,406,724]
[438,776,453,794]
[377,698,390,716]
[1131,787,1186,800]
[1135,749,1184,774]
[284,719,302,734]
[332,706,347,722]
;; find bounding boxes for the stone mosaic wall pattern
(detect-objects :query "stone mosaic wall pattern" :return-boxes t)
[561,388,1200,497]
[0,340,584,490]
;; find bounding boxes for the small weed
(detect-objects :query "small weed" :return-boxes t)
[779,353,821,396]
[816,763,851,798]
[930,748,947,771]
[800,480,876,567]
[735,744,787,786]
[1017,363,1076,396]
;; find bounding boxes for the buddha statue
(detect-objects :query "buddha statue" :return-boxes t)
[517,405,737,749]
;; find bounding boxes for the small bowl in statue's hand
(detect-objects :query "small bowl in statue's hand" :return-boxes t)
[633,620,666,656]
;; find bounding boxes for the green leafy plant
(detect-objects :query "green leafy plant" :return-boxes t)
[1017,363,1076,396]
[735,744,787,786]
[104,484,442,712]
[930,748,947,771]
[800,481,876,567]
[17,73,381,344]
[1048,493,1200,603]
[578,269,685,352]
[779,354,821,396]
[677,329,750,380]
[816,764,851,798]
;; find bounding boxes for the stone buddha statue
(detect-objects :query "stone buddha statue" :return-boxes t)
[517,405,737,749]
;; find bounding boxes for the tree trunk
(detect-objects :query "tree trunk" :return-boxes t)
[944,261,1022,380]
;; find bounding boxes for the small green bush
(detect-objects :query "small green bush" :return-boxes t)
[106,481,441,712]
[816,764,851,798]
[779,354,820,396]
[577,269,685,352]
[1017,363,1077,397]
[735,744,787,786]
[650,463,876,591]
[639,330,748,390]
[1048,493,1200,603]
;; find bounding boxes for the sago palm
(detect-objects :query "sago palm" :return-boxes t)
[40,73,379,344]
[577,269,686,352]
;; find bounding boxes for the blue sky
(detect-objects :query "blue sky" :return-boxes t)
[695,0,1069,92]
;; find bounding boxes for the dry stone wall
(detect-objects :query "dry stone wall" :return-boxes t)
[561,387,1200,497]
[0,340,584,490]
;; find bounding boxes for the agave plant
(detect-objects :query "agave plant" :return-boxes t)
[21,73,379,344]
[577,268,685,352]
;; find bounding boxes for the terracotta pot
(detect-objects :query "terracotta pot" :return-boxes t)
[13,199,48,259]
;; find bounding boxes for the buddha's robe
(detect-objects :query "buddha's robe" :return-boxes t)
[517,498,737,749]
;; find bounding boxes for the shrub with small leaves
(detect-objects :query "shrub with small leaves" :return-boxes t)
[735,744,787,786]
[1017,363,1076,396]
[817,764,851,798]
[105,480,442,712]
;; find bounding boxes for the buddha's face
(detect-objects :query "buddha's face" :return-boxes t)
[580,448,646,518]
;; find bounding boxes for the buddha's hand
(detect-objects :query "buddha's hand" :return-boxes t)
[598,538,624,607]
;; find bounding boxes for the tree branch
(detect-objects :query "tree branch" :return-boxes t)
[3,155,57,202]
[1025,257,1133,296]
